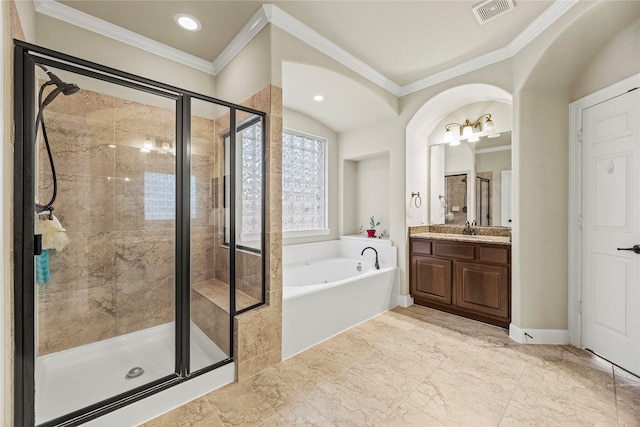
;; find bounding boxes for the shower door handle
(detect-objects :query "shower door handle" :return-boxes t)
[617,245,640,254]
[34,234,43,256]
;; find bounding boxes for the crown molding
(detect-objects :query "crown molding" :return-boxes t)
[211,5,270,74]
[35,0,577,97]
[400,0,580,96]
[400,46,512,97]
[34,0,216,74]
[266,5,403,96]
[508,0,580,55]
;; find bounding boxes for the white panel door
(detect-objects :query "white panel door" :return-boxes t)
[582,89,640,375]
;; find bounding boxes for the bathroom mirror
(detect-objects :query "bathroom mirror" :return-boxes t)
[432,131,512,227]
[428,101,513,227]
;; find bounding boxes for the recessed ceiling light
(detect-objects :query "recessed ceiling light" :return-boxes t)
[174,13,201,31]
[313,95,324,102]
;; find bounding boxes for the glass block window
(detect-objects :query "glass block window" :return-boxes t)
[282,130,326,231]
[224,120,263,243]
[144,172,196,220]
[239,123,262,234]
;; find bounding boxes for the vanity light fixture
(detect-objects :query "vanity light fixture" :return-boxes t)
[443,113,495,145]
[174,13,202,31]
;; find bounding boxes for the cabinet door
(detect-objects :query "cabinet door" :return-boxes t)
[411,255,452,304]
[454,261,509,320]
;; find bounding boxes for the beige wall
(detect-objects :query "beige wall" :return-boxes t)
[353,154,390,235]
[282,107,339,245]
[215,27,271,105]
[573,16,640,100]
[512,88,570,329]
[13,0,35,42]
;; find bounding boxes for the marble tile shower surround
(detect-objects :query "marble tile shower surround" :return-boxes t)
[445,175,468,226]
[410,224,512,237]
[36,84,224,355]
[142,305,640,427]
[232,85,283,381]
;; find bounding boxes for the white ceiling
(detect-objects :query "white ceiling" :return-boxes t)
[43,1,572,132]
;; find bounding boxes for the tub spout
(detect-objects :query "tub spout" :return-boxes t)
[361,246,380,270]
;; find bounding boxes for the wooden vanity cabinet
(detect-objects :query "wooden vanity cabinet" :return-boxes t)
[410,238,511,328]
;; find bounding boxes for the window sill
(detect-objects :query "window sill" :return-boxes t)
[283,228,330,239]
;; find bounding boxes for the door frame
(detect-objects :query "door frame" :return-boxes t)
[568,73,640,347]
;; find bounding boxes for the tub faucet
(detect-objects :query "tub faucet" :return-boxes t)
[361,247,380,270]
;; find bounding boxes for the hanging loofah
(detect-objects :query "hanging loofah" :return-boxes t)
[36,213,70,251]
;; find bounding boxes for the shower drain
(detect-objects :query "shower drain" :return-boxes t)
[125,367,144,379]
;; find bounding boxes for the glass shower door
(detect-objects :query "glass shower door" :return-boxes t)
[189,98,232,372]
[32,65,178,424]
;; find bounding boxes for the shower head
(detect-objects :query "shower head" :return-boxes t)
[46,71,80,96]
[37,64,80,106]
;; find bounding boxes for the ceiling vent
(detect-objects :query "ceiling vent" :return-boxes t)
[472,0,516,25]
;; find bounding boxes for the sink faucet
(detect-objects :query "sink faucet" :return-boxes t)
[361,246,380,270]
[462,221,477,236]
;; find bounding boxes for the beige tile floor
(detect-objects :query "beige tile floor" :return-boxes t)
[142,305,640,426]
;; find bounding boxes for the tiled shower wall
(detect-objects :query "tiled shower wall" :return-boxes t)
[234,86,283,381]
[36,85,219,355]
[445,174,468,225]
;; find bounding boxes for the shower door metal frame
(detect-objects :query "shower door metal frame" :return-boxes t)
[476,176,491,226]
[13,41,267,427]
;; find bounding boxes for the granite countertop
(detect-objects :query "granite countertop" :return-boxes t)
[410,232,511,246]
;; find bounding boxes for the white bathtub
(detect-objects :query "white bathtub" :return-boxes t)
[282,238,399,359]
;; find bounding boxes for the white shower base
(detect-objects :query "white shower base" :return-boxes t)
[36,322,229,425]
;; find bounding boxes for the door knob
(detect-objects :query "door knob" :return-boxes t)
[617,245,640,254]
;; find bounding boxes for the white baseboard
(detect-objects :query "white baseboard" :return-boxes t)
[509,324,570,345]
[397,294,414,308]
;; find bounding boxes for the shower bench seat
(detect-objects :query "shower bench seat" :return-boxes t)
[191,279,260,355]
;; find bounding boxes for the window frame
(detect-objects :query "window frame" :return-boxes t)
[281,127,329,238]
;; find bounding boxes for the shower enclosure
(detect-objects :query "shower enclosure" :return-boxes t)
[476,176,491,226]
[444,173,468,225]
[14,41,266,426]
